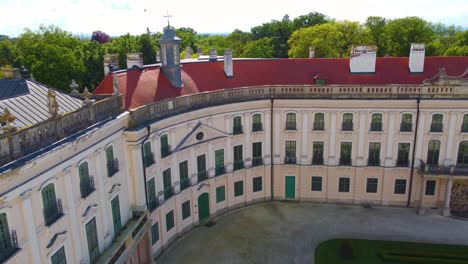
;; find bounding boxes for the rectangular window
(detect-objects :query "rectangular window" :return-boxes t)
[311,176,322,191]
[233,116,243,134]
[179,161,189,190]
[342,113,353,131]
[312,141,324,165]
[394,179,407,194]
[143,142,154,167]
[313,113,325,131]
[252,114,263,132]
[370,114,382,131]
[457,142,468,165]
[233,145,244,170]
[151,223,159,245]
[338,177,350,192]
[285,141,296,164]
[51,246,67,264]
[400,114,412,132]
[181,201,191,220]
[340,142,352,165]
[462,114,468,132]
[111,196,122,236]
[147,178,158,211]
[106,146,118,177]
[253,177,263,192]
[86,218,100,264]
[427,140,441,166]
[430,114,443,132]
[397,143,410,167]
[160,135,170,158]
[234,181,244,197]
[216,186,225,203]
[215,149,225,175]
[368,142,381,166]
[366,178,378,193]
[165,211,175,232]
[425,180,436,196]
[197,154,207,182]
[163,169,173,200]
[286,113,297,130]
[252,142,263,166]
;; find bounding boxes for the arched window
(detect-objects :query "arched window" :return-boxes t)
[313,113,325,131]
[252,114,262,132]
[430,114,443,132]
[342,113,353,131]
[42,183,62,226]
[457,141,468,166]
[426,140,441,166]
[160,134,171,158]
[233,116,243,135]
[285,113,296,130]
[106,146,119,177]
[400,114,412,132]
[370,113,382,131]
[79,162,94,198]
[143,142,154,167]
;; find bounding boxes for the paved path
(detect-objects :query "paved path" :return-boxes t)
[157,202,468,264]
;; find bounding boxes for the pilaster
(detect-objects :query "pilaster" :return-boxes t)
[301,111,309,164]
[244,112,252,168]
[264,110,271,165]
[328,111,337,165]
[385,112,396,166]
[20,190,41,263]
[356,111,366,166]
[444,112,457,166]
[273,110,281,164]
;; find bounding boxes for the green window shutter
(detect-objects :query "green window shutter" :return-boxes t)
[427,140,441,165]
[401,114,413,131]
[143,142,153,167]
[234,181,244,197]
[340,142,352,165]
[179,161,188,180]
[86,218,100,264]
[311,176,322,191]
[181,201,191,220]
[51,246,67,264]
[165,211,174,231]
[312,141,324,164]
[105,146,114,164]
[79,162,90,198]
[253,177,262,192]
[233,145,243,170]
[394,179,407,194]
[111,196,122,236]
[338,178,350,192]
[197,154,206,174]
[286,113,296,130]
[252,142,262,158]
[151,223,159,245]
[371,113,382,131]
[0,213,12,253]
[425,180,436,196]
[215,149,224,175]
[252,114,262,131]
[106,146,116,177]
[160,135,170,157]
[366,178,378,193]
[216,186,225,203]
[457,141,468,165]
[42,184,58,225]
[368,142,381,165]
[163,169,172,189]
[397,143,410,166]
[147,178,156,204]
[462,114,468,132]
[314,113,325,130]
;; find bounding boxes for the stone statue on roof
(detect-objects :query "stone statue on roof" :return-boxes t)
[47,89,59,118]
[112,73,120,96]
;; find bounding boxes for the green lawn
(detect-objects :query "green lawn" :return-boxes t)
[315,239,468,264]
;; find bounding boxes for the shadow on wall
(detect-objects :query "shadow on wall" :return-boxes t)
[451,182,468,216]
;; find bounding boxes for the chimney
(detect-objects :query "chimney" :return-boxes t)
[156,50,161,63]
[349,45,377,73]
[409,43,425,73]
[309,46,315,59]
[186,47,192,59]
[197,48,202,58]
[224,49,233,78]
[126,53,144,69]
[209,49,217,62]
[104,54,119,75]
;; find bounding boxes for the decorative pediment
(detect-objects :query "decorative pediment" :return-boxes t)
[174,122,228,152]
[81,204,98,219]
[46,231,67,249]
[423,68,468,86]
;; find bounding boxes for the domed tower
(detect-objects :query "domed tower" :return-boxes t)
[159,24,183,88]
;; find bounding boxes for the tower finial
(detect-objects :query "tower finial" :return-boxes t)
[164,10,172,26]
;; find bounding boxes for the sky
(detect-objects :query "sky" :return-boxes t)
[1,0,467,37]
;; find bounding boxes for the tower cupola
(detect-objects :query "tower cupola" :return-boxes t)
[159,24,183,87]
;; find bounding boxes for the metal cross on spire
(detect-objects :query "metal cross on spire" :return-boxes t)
[164,10,172,26]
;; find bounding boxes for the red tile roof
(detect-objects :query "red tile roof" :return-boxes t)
[94,57,468,110]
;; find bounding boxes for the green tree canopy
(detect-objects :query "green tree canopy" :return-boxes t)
[365,16,388,56]
[226,29,252,57]
[251,14,294,58]
[241,37,274,58]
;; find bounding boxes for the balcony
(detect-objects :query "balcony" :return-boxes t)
[233,160,244,170]
[180,177,191,190]
[252,157,263,167]
[396,159,410,167]
[80,176,96,199]
[312,156,324,165]
[96,210,150,264]
[252,123,263,132]
[143,153,154,168]
[147,197,159,212]
[44,199,64,227]
[107,158,119,177]
[197,171,208,183]
[339,158,352,166]
[215,166,225,176]
[161,145,171,158]
[430,123,443,132]
[0,230,19,263]
[285,156,297,164]
[367,158,380,166]
[233,126,243,135]
[370,123,382,131]
[313,122,325,131]
[400,123,412,132]
[419,160,468,176]
[163,186,174,200]
[342,122,353,131]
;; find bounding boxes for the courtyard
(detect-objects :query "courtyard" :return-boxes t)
[157,202,468,264]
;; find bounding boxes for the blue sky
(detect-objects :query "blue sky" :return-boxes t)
[1,0,467,37]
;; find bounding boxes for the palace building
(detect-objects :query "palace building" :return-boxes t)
[0,24,467,264]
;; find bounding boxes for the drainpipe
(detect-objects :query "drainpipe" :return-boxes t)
[407,98,420,207]
[141,125,151,208]
[270,98,274,201]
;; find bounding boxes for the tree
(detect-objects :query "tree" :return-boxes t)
[175,27,197,52]
[0,40,20,67]
[251,14,294,58]
[292,12,329,30]
[91,30,110,44]
[384,17,435,56]
[365,16,388,56]
[444,30,468,56]
[81,40,105,90]
[335,21,371,58]
[103,34,139,69]
[226,29,252,57]
[195,35,228,55]
[241,37,274,58]
[288,23,343,58]
[138,34,156,65]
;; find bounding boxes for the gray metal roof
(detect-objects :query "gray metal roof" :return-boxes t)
[0,79,83,128]
[0,79,30,100]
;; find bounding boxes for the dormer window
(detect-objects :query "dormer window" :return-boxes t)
[314,73,327,85]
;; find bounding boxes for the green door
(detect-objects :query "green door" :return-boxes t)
[285,176,296,199]
[198,193,210,222]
